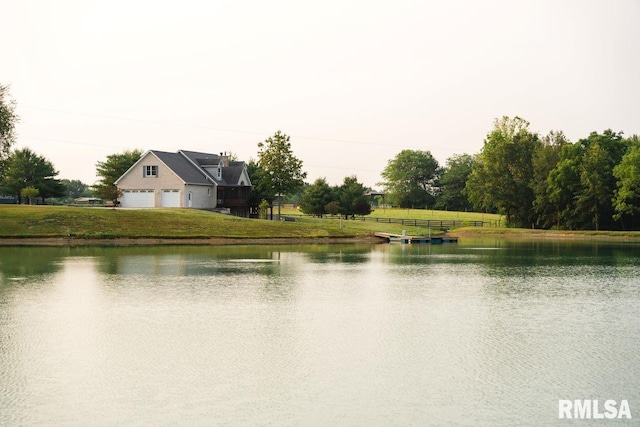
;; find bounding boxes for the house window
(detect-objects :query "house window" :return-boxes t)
[217,166,222,179]
[144,165,158,177]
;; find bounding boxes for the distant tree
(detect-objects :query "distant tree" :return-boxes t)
[0,84,18,177]
[94,149,142,201]
[380,149,441,209]
[257,131,307,218]
[20,186,39,205]
[531,130,568,228]
[613,141,640,227]
[337,176,371,218]
[546,142,584,229]
[300,178,334,217]
[576,142,612,231]
[575,130,627,230]
[324,201,340,216]
[466,116,540,227]
[247,159,273,217]
[352,198,373,216]
[0,148,65,203]
[39,176,67,203]
[63,179,93,199]
[435,153,475,211]
[546,130,627,230]
[258,199,270,220]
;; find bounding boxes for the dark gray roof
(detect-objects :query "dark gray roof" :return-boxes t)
[180,150,220,166]
[222,161,248,185]
[151,150,250,186]
[152,151,211,185]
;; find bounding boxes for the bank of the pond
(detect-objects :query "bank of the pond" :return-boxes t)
[0,236,382,246]
[450,227,640,241]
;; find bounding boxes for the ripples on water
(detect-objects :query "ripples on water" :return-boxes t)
[0,241,639,426]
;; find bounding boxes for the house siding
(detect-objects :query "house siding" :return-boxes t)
[184,184,216,209]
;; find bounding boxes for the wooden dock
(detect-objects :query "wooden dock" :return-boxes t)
[374,232,458,244]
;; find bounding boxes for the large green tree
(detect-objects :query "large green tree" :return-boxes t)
[257,131,306,217]
[63,179,93,199]
[466,116,540,227]
[337,176,371,218]
[94,149,142,201]
[546,142,584,229]
[380,149,441,209]
[531,130,568,228]
[0,84,19,176]
[612,140,640,227]
[576,142,612,230]
[435,153,475,211]
[545,130,627,230]
[575,130,627,230]
[1,148,65,203]
[300,178,334,217]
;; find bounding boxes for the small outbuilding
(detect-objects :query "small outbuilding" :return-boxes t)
[74,197,104,205]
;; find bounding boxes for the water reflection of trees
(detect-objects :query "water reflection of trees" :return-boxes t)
[0,247,67,280]
[474,240,640,299]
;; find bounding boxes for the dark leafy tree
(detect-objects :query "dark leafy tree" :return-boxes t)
[325,201,340,216]
[39,176,66,203]
[64,179,93,199]
[247,159,271,211]
[576,142,612,230]
[466,116,540,227]
[380,149,441,209]
[0,84,18,177]
[575,130,627,230]
[0,148,66,204]
[531,131,568,228]
[257,131,307,217]
[546,143,584,229]
[300,178,334,217]
[613,139,640,227]
[353,198,373,216]
[546,130,626,230]
[0,148,65,203]
[435,153,475,211]
[21,186,39,205]
[94,149,142,201]
[337,176,371,218]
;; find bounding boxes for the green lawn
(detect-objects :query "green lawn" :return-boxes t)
[0,205,499,240]
[0,205,362,239]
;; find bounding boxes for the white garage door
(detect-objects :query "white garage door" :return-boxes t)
[121,190,155,208]
[161,190,180,207]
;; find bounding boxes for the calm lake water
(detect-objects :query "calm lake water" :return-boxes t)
[1,239,639,426]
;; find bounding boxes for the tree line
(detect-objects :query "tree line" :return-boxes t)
[285,116,640,230]
[372,116,640,230]
[465,117,639,230]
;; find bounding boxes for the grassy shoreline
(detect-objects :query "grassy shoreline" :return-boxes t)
[1,205,639,246]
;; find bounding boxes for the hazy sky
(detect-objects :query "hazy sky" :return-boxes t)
[2,0,639,188]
